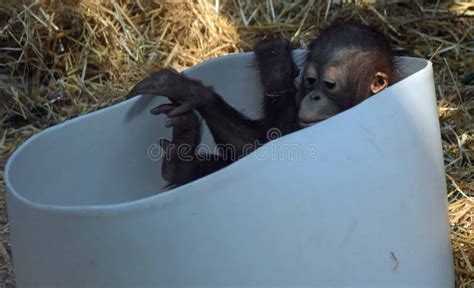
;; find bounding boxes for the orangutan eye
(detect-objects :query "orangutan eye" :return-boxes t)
[305,77,317,87]
[323,80,336,90]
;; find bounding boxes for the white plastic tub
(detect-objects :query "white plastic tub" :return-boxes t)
[5,50,454,287]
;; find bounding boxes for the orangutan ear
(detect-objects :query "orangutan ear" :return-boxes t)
[370,72,389,94]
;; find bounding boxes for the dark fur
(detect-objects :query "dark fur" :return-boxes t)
[254,38,299,137]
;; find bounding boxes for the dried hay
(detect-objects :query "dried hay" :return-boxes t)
[0,0,473,287]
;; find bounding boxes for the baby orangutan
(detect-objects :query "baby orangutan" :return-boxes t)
[128,21,396,188]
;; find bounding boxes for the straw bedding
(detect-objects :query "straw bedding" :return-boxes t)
[0,0,473,286]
